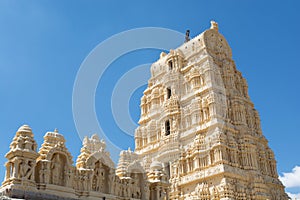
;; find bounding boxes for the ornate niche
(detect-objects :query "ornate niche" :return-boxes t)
[78,134,115,194]
[147,161,170,200]
[166,49,185,72]
[36,129,74,188]
[127,160,149,200]
[186,67,205,91]
[49,153,68,186]
[163,92,180,116]
[90,160,109,193]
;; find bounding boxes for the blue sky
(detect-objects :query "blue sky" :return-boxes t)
[0,0,300,197]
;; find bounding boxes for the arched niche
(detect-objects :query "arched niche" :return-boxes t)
[36,147,73,187]
[90,159,110,193]
[127,161,147,200]
[86,152,114,194]
[86,151,114,169]
[45,147,73,166]
[49,153,68,186]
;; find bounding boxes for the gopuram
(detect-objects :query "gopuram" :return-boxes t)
[0,21,289,200]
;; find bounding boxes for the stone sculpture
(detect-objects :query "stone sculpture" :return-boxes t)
[0,21,288,200]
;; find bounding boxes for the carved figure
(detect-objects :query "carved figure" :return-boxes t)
[51,155,63,185]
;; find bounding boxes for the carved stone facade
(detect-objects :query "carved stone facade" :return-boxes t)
[0,21,288,200]
[0,126,155,200]
[134,21,288,200]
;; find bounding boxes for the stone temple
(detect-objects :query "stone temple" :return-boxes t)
[0,21,289,200]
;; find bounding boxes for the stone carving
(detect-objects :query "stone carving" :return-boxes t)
[134,21,288,200]
[50,154,63,185]
[0,21,289,200]
[20,159,34,180]
[93,161,105,192]
[38,166,45,183]
[2,125,39,188]
[64,165,73,187]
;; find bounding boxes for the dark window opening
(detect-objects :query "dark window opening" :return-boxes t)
[168,60,173,71]
[167,88,171,99]
[165,120,170,136]
[164,162,171,179]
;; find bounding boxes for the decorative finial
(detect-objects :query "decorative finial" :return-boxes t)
[54,128,58,133]
[17,124,32,133]
[210,21,218,31]
[160,51,167,58]
[83,136,88,145]
[185,30,190,43]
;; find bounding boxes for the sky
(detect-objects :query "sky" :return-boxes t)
[0,0,300,198]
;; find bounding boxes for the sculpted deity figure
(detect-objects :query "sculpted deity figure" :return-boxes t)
[74,171,81,190]
[24,137,33,150]
[79,172,84,191]
[121,180,125,197]
[108,169,115,194]
[133,178,141,198]
[16,137,24,149]
[20,159,34,180]
[27,161,34,180]
[126,180,131,197]
[44,165,50,184]
[20,159,29,178]
[144,181,150,200]
[98,167,105,192]
[92,165,99,191]
[39,162,46,183]
[115,178,121,196]
[64,166,73,187]
[82,172,88,191]
[128,178,134,197]
[51,154,62,185]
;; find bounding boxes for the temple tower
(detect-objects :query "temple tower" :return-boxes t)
[134,21,288,200]
[1,125,39,197]
[0,21,289,200]
[35,129,77,198]
[75,134,115,197]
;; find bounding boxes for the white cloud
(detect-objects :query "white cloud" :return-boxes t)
[287,192,300,200]
[280,166,300,188]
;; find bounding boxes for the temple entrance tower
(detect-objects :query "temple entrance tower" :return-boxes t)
[134,21,288,200]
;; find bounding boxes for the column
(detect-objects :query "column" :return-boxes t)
[165,188,169,200]
[12,159,20,179]
[156,186,160,200]
[5,162,11,180]
[186,159,190,172]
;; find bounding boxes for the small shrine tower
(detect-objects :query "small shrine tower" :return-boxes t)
[2,125,39,196]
